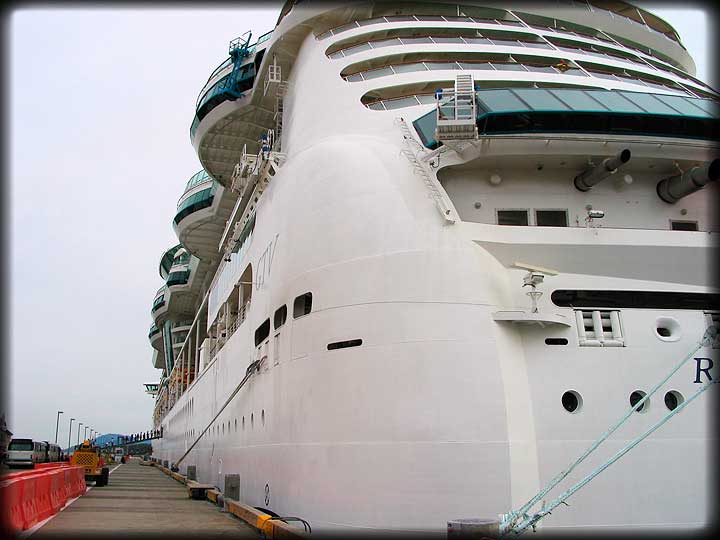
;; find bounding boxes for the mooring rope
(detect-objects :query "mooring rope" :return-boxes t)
[174,358,263,469]
[500,324,718,535]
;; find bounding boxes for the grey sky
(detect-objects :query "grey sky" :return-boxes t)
[6,4,713,445]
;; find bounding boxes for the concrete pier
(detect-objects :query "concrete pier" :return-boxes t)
[33,458,257,538]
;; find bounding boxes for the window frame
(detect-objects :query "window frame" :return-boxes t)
[496,208,530,226]
[293,292,313,319]
[273,304,287,329]
[535,208,569,227]
[670,219,699,231]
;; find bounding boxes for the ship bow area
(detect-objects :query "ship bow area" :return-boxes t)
[153,0,718,533]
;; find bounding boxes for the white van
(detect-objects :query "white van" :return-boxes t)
[6,438,41,468]
[113,447,125,463]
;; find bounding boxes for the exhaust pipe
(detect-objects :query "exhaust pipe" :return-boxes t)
[656,159,720,203]
[574,149,632,192]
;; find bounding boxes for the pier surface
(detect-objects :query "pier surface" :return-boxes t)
[33,458,257,538]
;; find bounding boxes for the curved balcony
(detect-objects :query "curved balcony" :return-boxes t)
[159,244,182,280]
[164,247,194,294]
[149,323,163,352]
[152,350,165,370]
[174,180,218,226]
[152,245,207,330]
[190,31,274,141]
[173,170,237,262]
[190,32,282,186]
[151,286,166,313]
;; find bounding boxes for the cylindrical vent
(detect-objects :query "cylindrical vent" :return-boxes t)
[656,159,720,203]
[574,149,631,191]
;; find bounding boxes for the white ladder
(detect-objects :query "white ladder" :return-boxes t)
[396,117,456,224]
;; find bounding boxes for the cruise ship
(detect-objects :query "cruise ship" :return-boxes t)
[147,0,719,534]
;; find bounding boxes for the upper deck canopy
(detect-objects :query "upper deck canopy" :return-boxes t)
[413,88,720,149]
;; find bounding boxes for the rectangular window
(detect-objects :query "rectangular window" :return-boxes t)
[497,210,529,226]
[671,220,698,231]
[273,305,287,329]
[254,318,270,346]
[536,209,568,227]
[293,292,313,319]
[575,309,624,347]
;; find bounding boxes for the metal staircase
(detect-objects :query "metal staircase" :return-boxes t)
[223,31,253,99]
[396,118,457,224]
[435,74,478,141]
[221,128,286,258]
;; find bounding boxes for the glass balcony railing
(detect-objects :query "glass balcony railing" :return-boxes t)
[189,31,272,140]
[148,324,161,340]
[167,268,191,287]
[174,183,219,225]
[159,244,182,280]
[183,170,213,194]
[152,289,166,313]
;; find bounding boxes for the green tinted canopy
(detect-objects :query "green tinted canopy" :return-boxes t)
[413,88,720,149]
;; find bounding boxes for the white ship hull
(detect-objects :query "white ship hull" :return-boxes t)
[149,1,718,533]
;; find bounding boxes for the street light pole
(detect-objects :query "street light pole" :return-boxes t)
[55,411,63,444]
[77,423,83,446]
[68,418,75,455]
[84,426,89,441]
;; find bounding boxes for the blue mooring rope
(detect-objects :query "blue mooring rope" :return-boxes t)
[500,325,718,536]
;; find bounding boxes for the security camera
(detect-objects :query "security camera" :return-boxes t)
[523,272,545,288]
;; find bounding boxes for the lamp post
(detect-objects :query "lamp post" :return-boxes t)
[77,422,83,446]
[54,411,63,444]
[84,426,89,441]
[67,418,75,455]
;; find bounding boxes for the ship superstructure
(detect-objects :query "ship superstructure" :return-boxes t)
[147,1,718,533]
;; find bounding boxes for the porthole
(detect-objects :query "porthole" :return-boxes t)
[655,317,681,342]
[251,413,254,428]
[262,409,265,425]
[242,416,245,430]
[664,390,684,411]
[235,419,238,432]
[561,390,582,413]
[545,338,568,345]
[222,423,224,435]
[630,390,648,413]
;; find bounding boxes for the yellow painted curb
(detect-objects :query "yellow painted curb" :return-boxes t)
[207,489,220,503]
[226,498,308,538]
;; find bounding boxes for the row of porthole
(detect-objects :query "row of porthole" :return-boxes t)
[561,390,684,413]
[193,410,266,439]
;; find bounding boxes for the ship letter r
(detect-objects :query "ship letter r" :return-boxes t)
[694,357,714,383]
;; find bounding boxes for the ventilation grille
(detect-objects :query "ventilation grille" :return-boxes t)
[575,310,624,347]
[705,312,720,349]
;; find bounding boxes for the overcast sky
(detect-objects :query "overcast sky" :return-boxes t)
[5,4,714,446]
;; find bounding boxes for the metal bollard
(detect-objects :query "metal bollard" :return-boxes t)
[224,474,240,501]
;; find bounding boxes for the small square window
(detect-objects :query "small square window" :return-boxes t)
[497,210,529,226]
[536,210,568,227]
[671,220,698,231]
[293,292,313,319]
